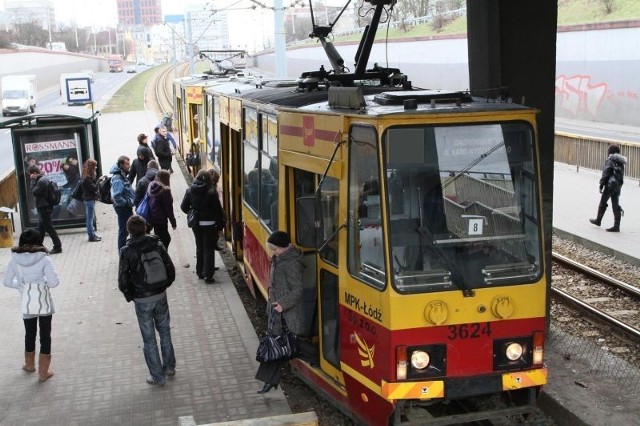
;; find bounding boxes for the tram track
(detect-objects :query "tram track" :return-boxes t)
[145,63,189,117]
[551,251,640,343]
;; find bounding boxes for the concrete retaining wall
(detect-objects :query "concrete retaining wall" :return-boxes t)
[0,49,108,91]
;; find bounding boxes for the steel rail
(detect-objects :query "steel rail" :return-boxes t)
[552,251,640,298]
[550,286,640,341]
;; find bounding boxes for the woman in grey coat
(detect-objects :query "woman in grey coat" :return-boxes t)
[256,231,304,394]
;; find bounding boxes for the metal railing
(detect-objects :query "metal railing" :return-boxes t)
[555,132,640,181]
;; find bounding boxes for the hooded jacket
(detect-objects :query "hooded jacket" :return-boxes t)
[4,245,60,317]
[148,181,176,227]
[118,234,175,302]
[110,163,135,208]
[268,245,306,336]
[134,168,158,207]
[180,178,224,226]
[599,153,627,192]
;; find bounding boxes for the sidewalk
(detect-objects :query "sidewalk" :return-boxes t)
[0,111,291,426]
[553,162,640,265]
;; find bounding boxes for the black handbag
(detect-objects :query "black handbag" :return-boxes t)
[186,152,200,167]
[71,181,83,201]
[256,312,299,363]
[187,209,199,228]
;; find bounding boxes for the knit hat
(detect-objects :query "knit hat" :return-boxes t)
[137,133,148,143]
[267,231,290,249]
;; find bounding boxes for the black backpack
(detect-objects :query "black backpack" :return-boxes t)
[45,179,61,206]
[97,175,112,204]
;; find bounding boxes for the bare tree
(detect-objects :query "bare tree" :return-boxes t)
[13,23,48,47]
[601,0,615,14]
[0,31,13,49]
[390,0,431,32]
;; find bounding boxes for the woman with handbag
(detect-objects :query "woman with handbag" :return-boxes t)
[81,159,102,242]
[3,228,60,382]
[256,230,305,394]
[180,169,224,283]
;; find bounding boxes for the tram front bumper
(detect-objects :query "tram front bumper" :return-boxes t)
[381,367,547,401]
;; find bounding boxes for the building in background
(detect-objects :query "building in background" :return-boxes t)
[4,0,56,31]
[187,3,230,51]
[117,0,162,26]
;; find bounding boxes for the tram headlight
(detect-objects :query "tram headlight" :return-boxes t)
[410,350,430,370]
[505,342,524,361]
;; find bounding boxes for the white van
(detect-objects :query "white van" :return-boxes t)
[1,75,37,116]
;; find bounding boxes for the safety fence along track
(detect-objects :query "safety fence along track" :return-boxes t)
[552,251,640,343]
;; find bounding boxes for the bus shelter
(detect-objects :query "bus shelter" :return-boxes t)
[0,108,102,230]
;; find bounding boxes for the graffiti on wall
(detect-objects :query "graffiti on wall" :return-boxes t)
[555,75,608,117]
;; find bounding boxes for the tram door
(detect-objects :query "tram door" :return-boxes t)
[292,168,343,381]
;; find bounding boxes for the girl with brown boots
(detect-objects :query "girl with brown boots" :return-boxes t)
[3,228,60,381]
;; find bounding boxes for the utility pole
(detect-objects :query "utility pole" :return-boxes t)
[187,12,194,75]
[274,0,286,77]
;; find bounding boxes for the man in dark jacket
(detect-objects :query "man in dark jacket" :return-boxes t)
[134,160,159,207]
[28,165,62,254]
[118,215,176,386]
[128,133,155,186]
[110,156,135,250]
[589,144,628,232]
[153,126,174,172]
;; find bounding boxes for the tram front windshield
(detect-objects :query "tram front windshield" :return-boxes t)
[383,123,541,293]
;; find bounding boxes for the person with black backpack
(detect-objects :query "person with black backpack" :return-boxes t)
[118,215,176,386]
[28,165,62,254]
[590,144,628,232]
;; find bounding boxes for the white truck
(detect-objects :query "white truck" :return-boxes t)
[1,75,37,116]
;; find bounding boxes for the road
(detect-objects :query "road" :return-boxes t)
[0,68,144,175]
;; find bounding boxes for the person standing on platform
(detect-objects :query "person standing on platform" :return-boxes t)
[255,231,305,394]
[3,228,59,382]
[110,156,135,250]
[128,133,155,186]
[28,165,62,254]
[154,126,174,172]
[180,169,224,283]
[134,160,159,208]
[118,215,176,386]
[81,159,102,242]
[589,144,627,232]
[148,170,177,249]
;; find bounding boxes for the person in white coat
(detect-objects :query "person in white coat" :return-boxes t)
[3,228,60,381]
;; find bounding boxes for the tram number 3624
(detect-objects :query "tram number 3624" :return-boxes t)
[447,323,492,340]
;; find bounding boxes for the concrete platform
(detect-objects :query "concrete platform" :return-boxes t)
[0,110,291,426]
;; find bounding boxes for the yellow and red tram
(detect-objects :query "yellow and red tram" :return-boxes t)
[175,78,548,424]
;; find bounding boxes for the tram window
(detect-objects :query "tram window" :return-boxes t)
[262,115,278,156]
[319,176,339,266]
[260,153,278,230]
[243,143,260,213]
[384,123,541,294]
[348,125,385,290]
[320,269,340,369]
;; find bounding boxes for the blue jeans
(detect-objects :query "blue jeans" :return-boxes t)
[84,200,96,238]
[134,294,175,383]
[114,205,133,250]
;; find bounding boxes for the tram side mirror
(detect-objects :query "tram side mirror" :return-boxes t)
[296,196,319,249]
